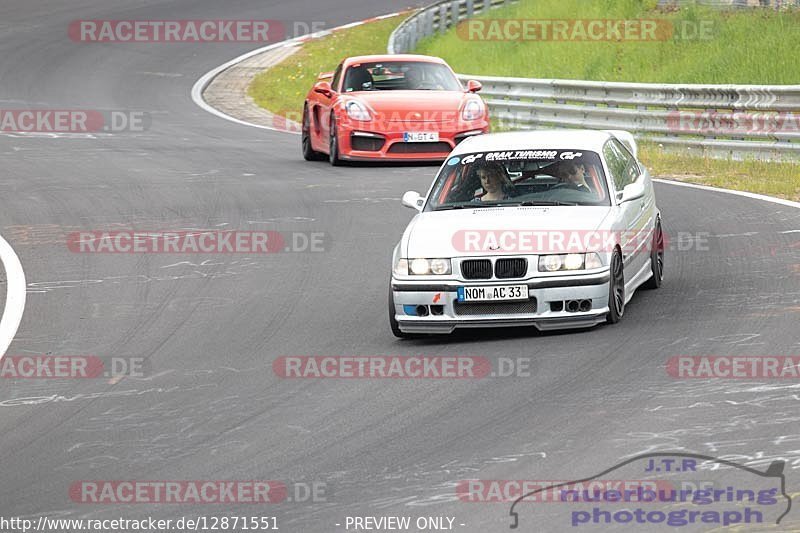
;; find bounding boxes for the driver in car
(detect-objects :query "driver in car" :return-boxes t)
[405,66,422,90]
[405,65,445,90]
[557,161,591,192]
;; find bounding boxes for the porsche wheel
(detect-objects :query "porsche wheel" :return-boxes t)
[301,105,325,161]
[329,115,343,166]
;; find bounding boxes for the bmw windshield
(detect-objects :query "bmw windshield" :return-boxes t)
[425,149,612,211]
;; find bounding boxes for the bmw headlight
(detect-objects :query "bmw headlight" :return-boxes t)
[540,255,563,272]
[584,252,603,269]
[462,99,484,121]
[538,253,603,272]
[563,253,584,270]
[430,259,451,275]
[394,258,409,276]
[345,100,371,121]
[396,258,452,276]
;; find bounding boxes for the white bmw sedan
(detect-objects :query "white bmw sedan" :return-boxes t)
[389,130,664,337]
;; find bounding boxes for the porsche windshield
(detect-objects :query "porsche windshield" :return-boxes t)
[342,61,462,92]
[425,150,612,210]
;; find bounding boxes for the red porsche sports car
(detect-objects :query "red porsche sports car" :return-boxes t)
[301,54,490,165]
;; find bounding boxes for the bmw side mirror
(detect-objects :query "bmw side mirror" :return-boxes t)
[401,191,424,211]
[619,181,645,203]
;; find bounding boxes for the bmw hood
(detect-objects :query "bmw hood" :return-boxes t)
[402,206,614,258]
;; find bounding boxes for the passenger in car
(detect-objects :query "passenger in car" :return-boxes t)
[477,162,514,201]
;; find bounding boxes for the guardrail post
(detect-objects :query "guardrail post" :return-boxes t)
[453,0,463,26]
[439,4,448,33]
[424,9,434,36]
[466,0,474,18]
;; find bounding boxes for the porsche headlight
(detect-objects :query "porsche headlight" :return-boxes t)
[462,99,484,121]
[538,253,603,272]
[345,100,371,121]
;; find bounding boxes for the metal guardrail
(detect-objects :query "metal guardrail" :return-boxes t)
[660,0,800,7]
[389,0,800,160]
[457,74,800,159]
[388,0,515,54]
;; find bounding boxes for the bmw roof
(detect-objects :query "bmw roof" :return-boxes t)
[451,129,620,156]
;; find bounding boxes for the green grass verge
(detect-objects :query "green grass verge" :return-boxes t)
[415,0,800,84]
[639,142,800,200]
[248,15,404,120]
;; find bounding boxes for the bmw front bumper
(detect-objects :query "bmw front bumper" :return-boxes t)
[390,270,611,334]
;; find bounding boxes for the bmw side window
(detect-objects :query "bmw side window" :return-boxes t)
[603,142,627,192]
[331,64,343,93]
[613,140,640,187]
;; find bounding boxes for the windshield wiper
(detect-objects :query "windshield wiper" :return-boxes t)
[434,205,467,211]
[519,200,578,206]
[435,202,506,211]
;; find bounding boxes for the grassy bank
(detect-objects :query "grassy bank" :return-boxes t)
[638,143,800,200]
[415,0,800,84]
[248,15,404,120]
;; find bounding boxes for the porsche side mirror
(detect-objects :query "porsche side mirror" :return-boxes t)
[466,80,482,93]
[313,81,333,98]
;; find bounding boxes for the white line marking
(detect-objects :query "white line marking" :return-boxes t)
[653,179,800,210]
[0,232,26,360]
[190,11,405,134]
[190,38,302,133]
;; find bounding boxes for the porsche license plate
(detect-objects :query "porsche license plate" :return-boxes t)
[403,132,439,143]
